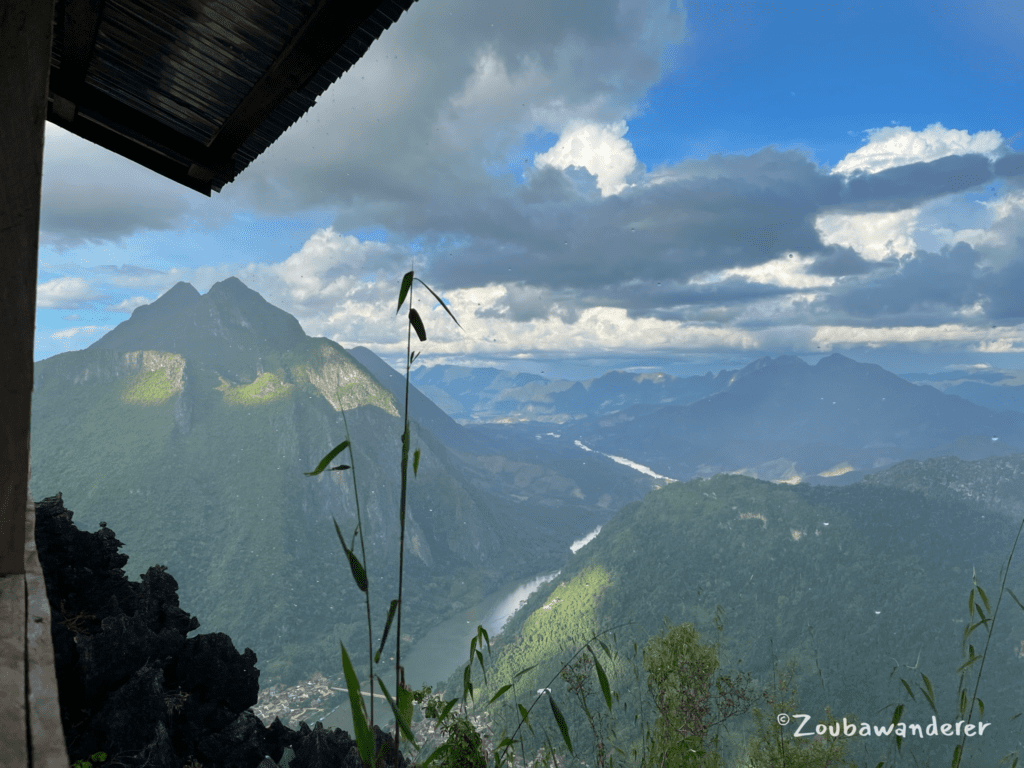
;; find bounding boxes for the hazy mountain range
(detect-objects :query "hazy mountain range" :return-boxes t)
[29,277,654,687]
[29,275,1024,714]
[417,353,1024,484]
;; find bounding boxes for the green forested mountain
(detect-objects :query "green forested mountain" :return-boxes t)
[453,466,1024,768]
[29,278,654,691]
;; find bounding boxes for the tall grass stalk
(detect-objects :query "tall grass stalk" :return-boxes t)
[307,269,460,767]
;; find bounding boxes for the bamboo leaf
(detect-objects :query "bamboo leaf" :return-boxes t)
[920,674,937,715]
[488,684,513,705]
[593,652,613,710]
[512,664,538,681]
[978,697,984,718]
[377,677,418,747]
[305,440,350,476]
[900,678,916,700]
[415,277,462,329]
[409,308,427,342]
[413,449,421,477]
[398,271,413,313]
[398,683,415,732]
[331,519,369,592]
[549,697,574,754]
[978,585,992,612]
[437,698,458,724]
[375,600,400,664]
[957,655,983,674]
[341,644,374,766]
[969,588,975,617]
[346,548,369,593]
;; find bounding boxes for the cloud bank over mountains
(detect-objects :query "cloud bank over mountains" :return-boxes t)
[33,0,1024,374]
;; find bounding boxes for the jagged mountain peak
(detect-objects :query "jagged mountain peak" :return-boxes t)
[88,277,306,371]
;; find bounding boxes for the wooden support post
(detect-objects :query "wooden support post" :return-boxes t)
[0,0,52,579]
[0,1,70,766]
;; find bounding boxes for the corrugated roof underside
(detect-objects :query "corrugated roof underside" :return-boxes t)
[55,0,413,190]
[223,0,413,191]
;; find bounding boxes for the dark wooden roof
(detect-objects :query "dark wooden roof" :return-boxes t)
[47,0,417,196]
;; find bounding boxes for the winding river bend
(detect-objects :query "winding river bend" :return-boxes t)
[312,569,561,734]
[265,524,604,736]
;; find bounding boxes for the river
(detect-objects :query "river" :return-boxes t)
[311,524,603,735]
[313,569,560,734]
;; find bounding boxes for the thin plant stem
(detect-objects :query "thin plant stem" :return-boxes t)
[342,407,374,728]
[955,513,1024,766]
[394,278,413,765]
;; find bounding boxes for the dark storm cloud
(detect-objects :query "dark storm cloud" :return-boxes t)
[994,151,1024,185]
[474,283,581,323]
[426,147,832,293]
[835,153,995,214]
[981,255,1024,321]
[829,242,984,321]
[805,246,876,277]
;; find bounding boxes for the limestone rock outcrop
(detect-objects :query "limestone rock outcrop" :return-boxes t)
[35,493,407,768]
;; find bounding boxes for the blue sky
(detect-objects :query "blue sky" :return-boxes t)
[35,0,1024,380]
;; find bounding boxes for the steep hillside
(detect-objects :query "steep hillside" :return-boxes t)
[459,467,1024,768]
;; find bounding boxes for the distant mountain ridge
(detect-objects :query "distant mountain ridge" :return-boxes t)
[410,362,736,423]
[412,352,1024,484]
[560,352,1024,482]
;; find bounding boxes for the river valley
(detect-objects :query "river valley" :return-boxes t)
[254,525,604,736]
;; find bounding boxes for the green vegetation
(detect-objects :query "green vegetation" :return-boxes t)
[29,333,519,690]
[298,269,1024,768]
[70,751,107,768]
[37,277,1024,768]
[216,371,294,405]
[120,351,184,404]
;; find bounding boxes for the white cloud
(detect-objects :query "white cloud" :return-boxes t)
[711,254,835,289]
[37,277,104,308]
[107,296,152,314]
[50,325,107,341]
[533,120,639,196]
[833,122,1005,176]
[817,124,1018,263]
[816,209,920,261]
[811,323,1021,350]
